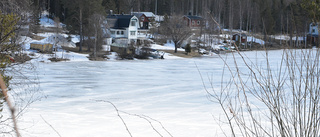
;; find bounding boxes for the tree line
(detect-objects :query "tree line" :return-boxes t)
[0,0,318,50]
[44,0,310,34]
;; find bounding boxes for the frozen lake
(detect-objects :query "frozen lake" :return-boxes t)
[6,50,289,137]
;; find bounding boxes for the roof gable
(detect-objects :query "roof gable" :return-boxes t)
[132,13,150,22]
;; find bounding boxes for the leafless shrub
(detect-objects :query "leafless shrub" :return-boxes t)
[199,47,320,137]
[198,11,320,137]
[1,62,43,137]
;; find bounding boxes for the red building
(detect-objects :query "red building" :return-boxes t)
[232,33,247,43]
[183,15,204,28]
[132,12,156,29]
[307,34,318,46]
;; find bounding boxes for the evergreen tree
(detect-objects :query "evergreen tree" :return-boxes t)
[0,10,20,110]
[302,0,320,22]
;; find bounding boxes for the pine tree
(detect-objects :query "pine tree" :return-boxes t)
[0,11,20,98]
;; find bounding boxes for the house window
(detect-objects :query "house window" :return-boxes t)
[131,20,136,26]
[121,31,124,35]
[141,16,145,21]
[111,31,115,35]
[312,29,316,33]
[192,20,195,25]
[130,31,136,36]
[197,20,201,25]
[117,31,120,35]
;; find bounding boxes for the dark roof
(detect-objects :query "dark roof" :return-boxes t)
[184,15,204,20]
[107,15,136,29]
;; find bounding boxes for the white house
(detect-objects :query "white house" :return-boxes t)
[307,22,319,46]
[106,14,140,44]
[309,23,319,35]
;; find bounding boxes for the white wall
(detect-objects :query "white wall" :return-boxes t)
[128,17,139,41]
[310,23,319,35]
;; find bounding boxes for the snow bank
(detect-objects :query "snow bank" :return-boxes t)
[247,36,265,45]
[274,35,305,41]
[39,11,65,28]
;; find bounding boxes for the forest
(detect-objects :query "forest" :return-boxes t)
[1,0,316,35]
[1,0,319,49]
[36,0,313,36]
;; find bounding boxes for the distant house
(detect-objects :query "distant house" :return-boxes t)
[232,33,247,43]
[131,12,157,38]
[132,12,150,29]
[307,23,319,46]
[132,12,156,29]
[132,12,156,22]
[106,14,139,43]
[183,15,204,28]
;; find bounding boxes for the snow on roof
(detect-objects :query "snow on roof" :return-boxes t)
[30,42,51,45]
[132,12,155,18]
[132,13,144,18]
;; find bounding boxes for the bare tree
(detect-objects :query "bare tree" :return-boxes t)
[90,14,105,58]
[199,48,320,137]
[159,14,192,53]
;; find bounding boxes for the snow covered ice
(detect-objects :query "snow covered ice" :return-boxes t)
[14,57,223,137]
[3,50,295,137]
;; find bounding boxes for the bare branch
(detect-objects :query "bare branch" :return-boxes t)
[40,115,62,137]
[95,100,133,137]
[0,75,20,137]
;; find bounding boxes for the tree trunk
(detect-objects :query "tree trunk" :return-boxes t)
[238,0,242,48]
[229,0,233,49]
[94,35,97,58]
[245,0,250,48]
[79,8,83,52]
[174,41,178,53]
[190,0,194,15]
[47,0,50,22]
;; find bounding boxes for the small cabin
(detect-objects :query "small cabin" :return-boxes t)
[30,42,53,52]
[232,33,247,43]
[183,15,204,28]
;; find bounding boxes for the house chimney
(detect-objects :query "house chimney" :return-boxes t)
[110,10,113,15]
[188,11,192,16]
